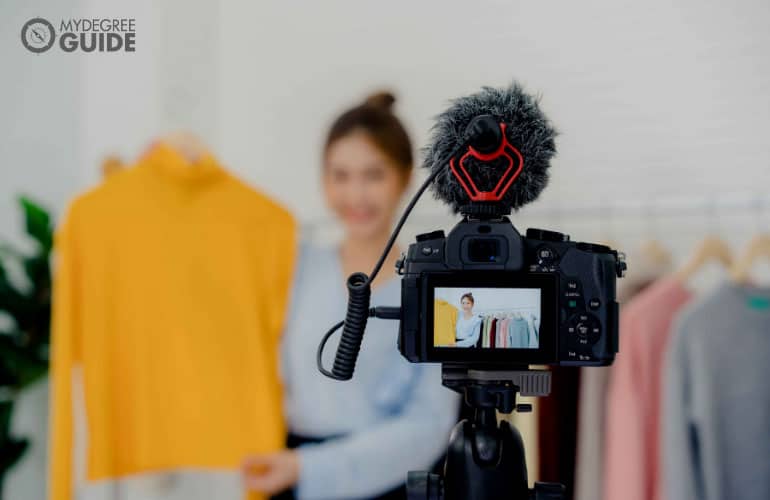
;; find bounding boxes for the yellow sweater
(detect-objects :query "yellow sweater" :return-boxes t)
[434,299,458,347]
[49,144,297,500]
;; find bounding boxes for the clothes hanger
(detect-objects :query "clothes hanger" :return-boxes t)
[675,236,733,282]
[598,199,620,250]
[100,154,124,179]
[639,200,673,268]
[730,234,770,284]
[675,200,733,282]
[730,198,770,284]
[161,131,209,164]
[638,240,672,269]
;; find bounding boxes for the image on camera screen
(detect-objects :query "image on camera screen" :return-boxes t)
[433,287,541,349]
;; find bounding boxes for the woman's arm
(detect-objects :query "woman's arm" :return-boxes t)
[295,364,459,499]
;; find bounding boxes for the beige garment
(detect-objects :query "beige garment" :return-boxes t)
[574,366,610,500]
[573,263,667,500]
[500,395,539,487]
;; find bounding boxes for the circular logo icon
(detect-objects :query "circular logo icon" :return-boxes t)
[21,18,56,53]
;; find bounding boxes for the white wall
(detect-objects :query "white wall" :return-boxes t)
[216,0,770,221]
[1,2,83,499]
[3,0,770,498]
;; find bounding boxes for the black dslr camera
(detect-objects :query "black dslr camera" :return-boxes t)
[397,218,626,367]
[317,83,627,500]
[389,105,626,370]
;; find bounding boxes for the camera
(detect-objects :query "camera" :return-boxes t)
[317,83,629,500]
[397,217,626,367]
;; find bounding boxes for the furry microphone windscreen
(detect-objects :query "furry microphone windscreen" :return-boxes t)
[422,82,558,213]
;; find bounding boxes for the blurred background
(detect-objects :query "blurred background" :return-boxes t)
[1,0,769,499]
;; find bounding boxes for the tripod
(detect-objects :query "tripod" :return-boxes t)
[407,365,565,500]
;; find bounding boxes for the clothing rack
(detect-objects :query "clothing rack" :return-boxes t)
[520,192,770,218]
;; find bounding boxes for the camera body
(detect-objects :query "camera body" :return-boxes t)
[397,217,626,366]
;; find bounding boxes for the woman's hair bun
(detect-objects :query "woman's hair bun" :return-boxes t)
[364,91,396,111]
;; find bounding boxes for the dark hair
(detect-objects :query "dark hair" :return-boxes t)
[460,293,474,305]
[324,91,413,178]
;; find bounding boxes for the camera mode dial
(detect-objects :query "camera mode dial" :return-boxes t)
[526,228,570,242]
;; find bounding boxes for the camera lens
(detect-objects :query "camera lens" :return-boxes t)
[468,238,500,263]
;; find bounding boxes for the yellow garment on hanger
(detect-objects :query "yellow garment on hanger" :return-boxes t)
[433,299,458,346]
[49,144,297,500]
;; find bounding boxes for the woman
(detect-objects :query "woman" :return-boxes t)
[455,293,482,348]
[242,92,459,500]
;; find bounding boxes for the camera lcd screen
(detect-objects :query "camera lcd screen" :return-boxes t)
[424,272,558,364]
[433,287,540,349]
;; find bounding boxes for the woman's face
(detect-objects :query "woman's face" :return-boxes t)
[461,297,474,313]
[323,131,409,240]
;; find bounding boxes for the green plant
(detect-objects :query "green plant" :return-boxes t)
[0,196,53,494]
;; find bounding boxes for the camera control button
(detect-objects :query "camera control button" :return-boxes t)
[590,324,602,344]
[416,230,445,242]
[395,254,406,274]
[576,242,611,253]
[589,298,601,310]
[568,312,601,345]
[527,228,570,242]
[537,246,557,265]
[564,279,582,299]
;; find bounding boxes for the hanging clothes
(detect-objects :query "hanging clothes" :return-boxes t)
[489,318,498,348]
[574,274,663,500]
[508,317,530,349]
[662,283,770,500]
[603,278,692,500]
[526,314,538,348]
[49,143,297,500]
[496,318,510,348]
[433,299,458,346]
[479,316,490,348]
[538,366,581,500]
[474,318,483,348]
[470,312,540,348]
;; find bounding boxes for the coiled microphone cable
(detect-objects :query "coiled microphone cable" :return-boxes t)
[317,165,445,380]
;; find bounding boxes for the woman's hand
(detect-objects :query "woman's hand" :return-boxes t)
[242,450,300,495]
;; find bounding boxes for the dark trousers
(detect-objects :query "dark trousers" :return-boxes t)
[270,433,407,500]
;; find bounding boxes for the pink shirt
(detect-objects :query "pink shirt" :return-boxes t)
[497,318,510,347]
[603,278,692,500]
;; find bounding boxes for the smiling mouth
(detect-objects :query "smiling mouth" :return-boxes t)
[346,210,376,222]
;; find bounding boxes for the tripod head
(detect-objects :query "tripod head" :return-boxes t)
[441,365,552,413]
[407,366,565,500]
